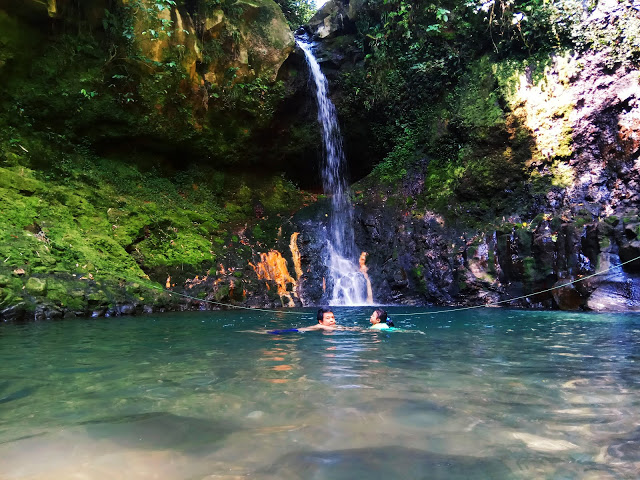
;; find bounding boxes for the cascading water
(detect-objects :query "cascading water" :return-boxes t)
[297,37,371,306]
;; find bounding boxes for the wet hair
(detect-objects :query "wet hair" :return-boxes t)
[317,308,333,323]
[374,309,394,327]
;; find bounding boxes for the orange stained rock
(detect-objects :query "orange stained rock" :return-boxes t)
[289,232,303,280]
[359,252,374,304]
[250,250,298,307]
[165,276,171,289]
[266,379,289,384]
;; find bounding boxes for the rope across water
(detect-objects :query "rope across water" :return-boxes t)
[135,253,640,318]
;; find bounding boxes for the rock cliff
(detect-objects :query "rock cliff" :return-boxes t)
[292,0,640,312]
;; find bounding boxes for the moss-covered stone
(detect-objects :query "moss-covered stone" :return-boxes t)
[25,277,47,296]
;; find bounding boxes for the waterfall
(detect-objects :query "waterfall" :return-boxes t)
[297,38,371,306]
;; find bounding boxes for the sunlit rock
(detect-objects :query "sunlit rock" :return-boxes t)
[126,0,294,89]
[307,0,357,39]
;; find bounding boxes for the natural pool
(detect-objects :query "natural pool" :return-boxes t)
[0,307,639,479]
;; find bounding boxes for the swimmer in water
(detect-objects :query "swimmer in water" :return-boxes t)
[369,308,394,330]
[297,308,338,331]
[265,309,363,334]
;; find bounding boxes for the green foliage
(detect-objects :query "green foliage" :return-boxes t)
[340,0,603,225]
[464,0,582,56]
[273,0,317,28]
[215,76,286,125]
[126,0,177,39]
[570,1,640,68]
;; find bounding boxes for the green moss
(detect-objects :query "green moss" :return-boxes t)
[215,283,230,301]
[574,215,592,228]
[87,290,109,307]
[252,225,265,240]
[454,56,505,134]
[46,278,86,310]
[411,265,427,293]
[494,55,554,103]
[419,161,464,212]
[25,277,47,296]
[0,131,305,313]
[522,257,537,284]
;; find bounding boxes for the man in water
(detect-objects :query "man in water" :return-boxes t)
[298,308,337,331]
[267,308,360,334]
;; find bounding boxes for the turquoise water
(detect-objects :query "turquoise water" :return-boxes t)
[0,307,639,479]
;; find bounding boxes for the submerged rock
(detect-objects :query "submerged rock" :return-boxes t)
[259,446,513,479]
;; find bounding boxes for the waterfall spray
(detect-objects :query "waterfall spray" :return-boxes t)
[297,38,371,306]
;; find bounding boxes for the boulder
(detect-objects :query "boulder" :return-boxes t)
[587,281,640,312]
[551,279,585,310]
[307,0,356,39]
[619,239,640,272]
[0,303,27,322]
[127,0,294,89]
[25,277,47,296]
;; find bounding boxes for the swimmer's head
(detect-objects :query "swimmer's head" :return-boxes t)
[370,309,393,326]
[317,308,335,326]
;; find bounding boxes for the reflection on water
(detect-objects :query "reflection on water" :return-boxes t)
[0,308,639,479]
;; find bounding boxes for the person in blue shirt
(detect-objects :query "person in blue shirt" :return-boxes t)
[369,309,394,330]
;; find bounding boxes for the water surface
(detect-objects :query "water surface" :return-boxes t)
[0,307,639,479]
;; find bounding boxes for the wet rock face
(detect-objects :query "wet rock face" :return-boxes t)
[567,50,640,217]
[353,204,459,305]
[334,173,640,311]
